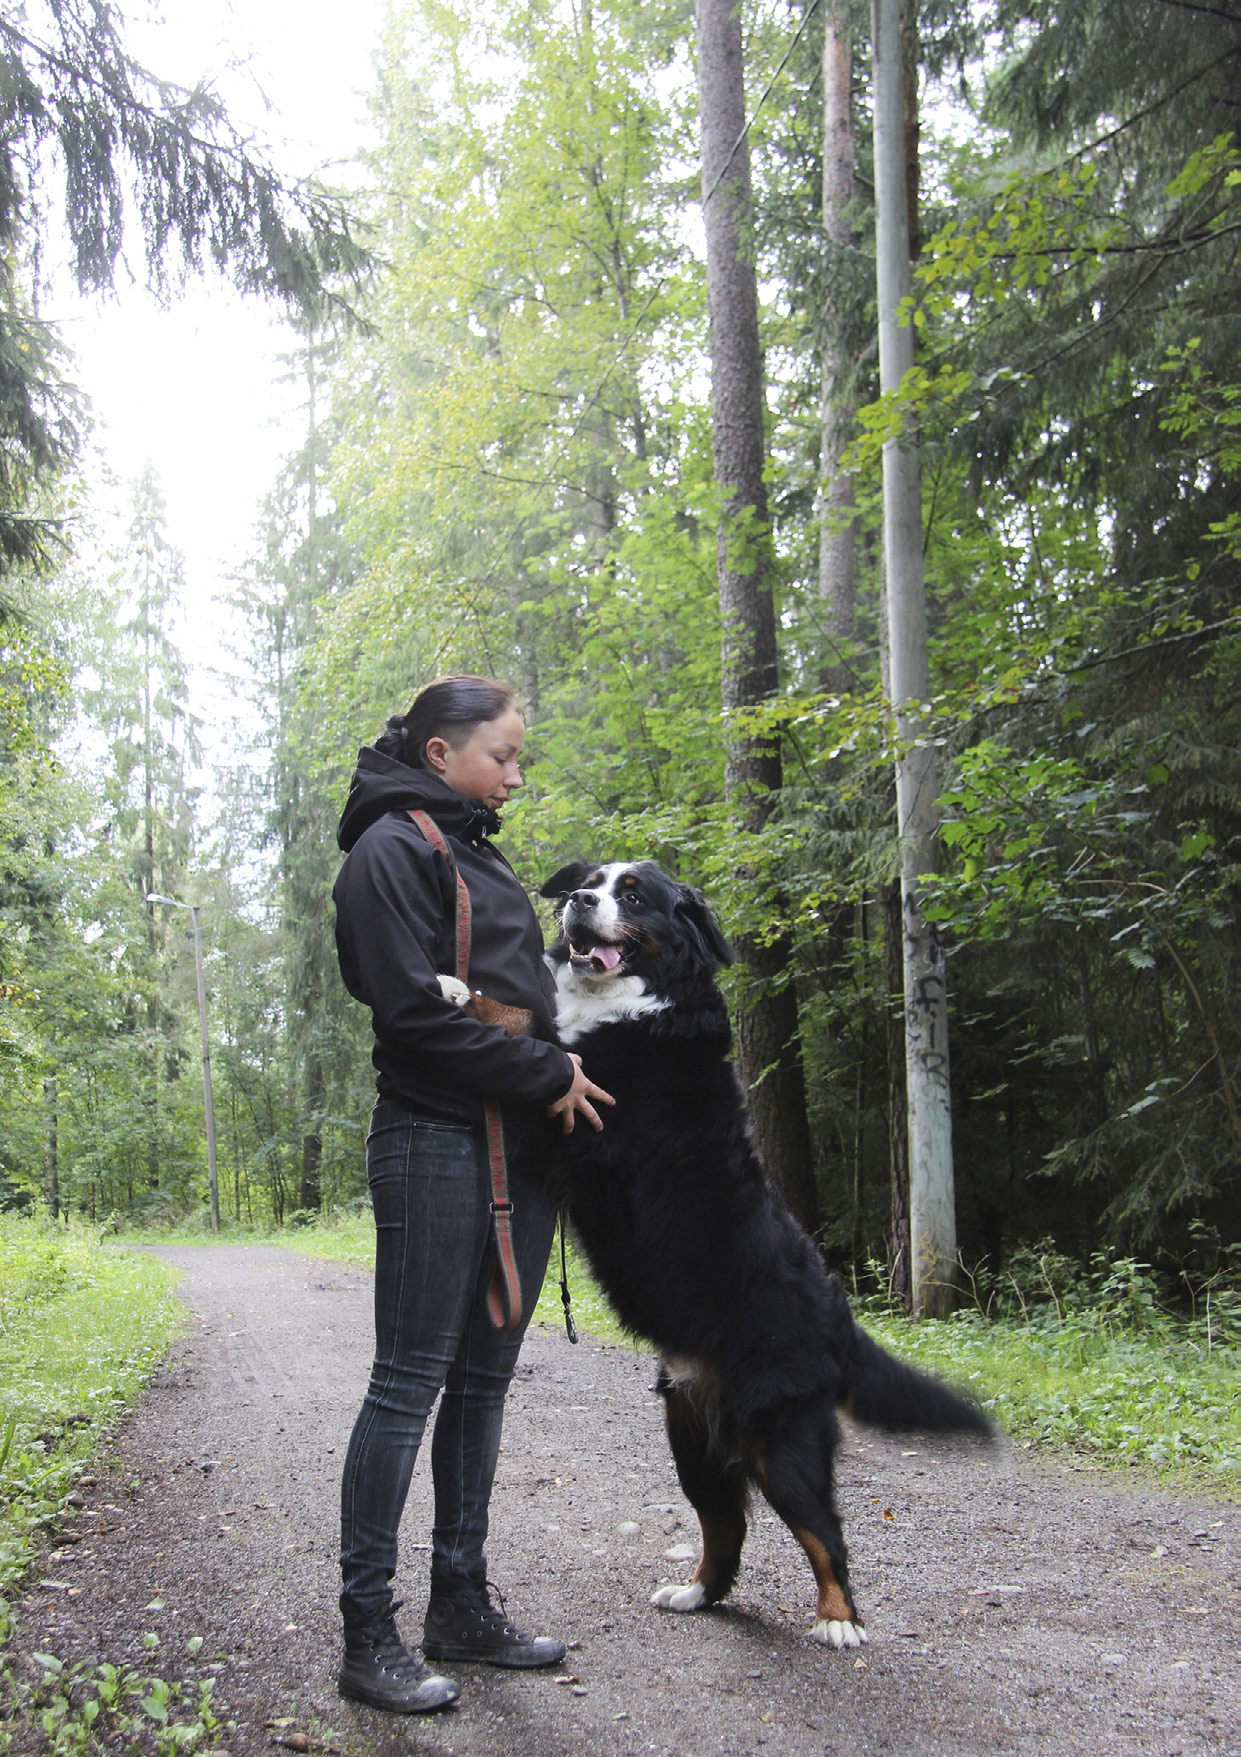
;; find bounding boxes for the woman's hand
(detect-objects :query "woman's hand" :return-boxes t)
[547,1053,615,1134]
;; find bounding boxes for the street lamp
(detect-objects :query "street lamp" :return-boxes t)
[146,893,220,1235]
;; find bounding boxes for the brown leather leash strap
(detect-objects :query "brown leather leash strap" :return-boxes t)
[408,809,522,1332]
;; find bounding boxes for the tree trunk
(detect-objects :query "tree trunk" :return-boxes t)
[300,1052,324,1212]
[883,878,911,1306]
[43,1073,59,1220]
[819,0,857,694]
[871,0,956,1315]
[696,0,817,1234]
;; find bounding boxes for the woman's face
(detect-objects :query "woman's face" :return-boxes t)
[427,707,526,814]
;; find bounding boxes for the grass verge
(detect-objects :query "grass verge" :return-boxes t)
[0,1214,184,1599]
[860,1302,1240,1490]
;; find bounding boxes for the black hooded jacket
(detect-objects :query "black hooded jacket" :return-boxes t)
[333,748,574,1126]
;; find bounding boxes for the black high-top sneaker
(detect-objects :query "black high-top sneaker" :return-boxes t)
[338,1602,459,1713]
[422,1581,566,1669]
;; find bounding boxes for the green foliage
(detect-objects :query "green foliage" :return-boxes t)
[0,1214,183,1594]
[5,1642,224,1757]
[859,1249,1241,1484]
[4,0,1238,1281]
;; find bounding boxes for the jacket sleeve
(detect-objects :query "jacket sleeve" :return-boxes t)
[334,819,575,1106]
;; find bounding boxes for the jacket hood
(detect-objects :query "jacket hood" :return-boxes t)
[337,748,502,852]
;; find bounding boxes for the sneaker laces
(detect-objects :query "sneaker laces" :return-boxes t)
[354,1602,425,1678]
[450,1579,521,1638]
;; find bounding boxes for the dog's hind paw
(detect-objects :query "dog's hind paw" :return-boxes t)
[650,1581,708,1613]
[437,974,472,1007]
[810,1618,868,1649]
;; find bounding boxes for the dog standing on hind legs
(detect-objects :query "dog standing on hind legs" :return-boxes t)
[539,858,996,1649]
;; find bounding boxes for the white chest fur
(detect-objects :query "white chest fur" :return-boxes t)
[551,959,669,1046]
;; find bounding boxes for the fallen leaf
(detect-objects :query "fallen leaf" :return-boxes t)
[263,1719,296,1729]
[882,1509,894,1521]
[554,1675,582,1686]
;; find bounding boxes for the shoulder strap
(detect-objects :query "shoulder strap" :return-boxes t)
[406,808,522,1332]
[408,809,471,985]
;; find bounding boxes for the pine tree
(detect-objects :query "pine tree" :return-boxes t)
[0,0,367,576]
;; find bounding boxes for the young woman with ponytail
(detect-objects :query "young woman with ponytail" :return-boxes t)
[331,675,612,1714]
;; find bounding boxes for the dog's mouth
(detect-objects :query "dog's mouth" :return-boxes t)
[567,927,627,975]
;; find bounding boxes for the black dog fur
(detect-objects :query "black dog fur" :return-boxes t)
[540,858,993,1646]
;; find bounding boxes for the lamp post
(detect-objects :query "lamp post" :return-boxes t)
[147,893,220,1235]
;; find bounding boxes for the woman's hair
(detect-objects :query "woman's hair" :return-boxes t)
[375,675,518,770]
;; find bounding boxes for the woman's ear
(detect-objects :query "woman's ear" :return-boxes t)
[424,735,450,774]
[540,861,593,900]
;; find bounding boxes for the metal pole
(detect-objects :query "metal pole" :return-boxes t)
[189,906,220,1235]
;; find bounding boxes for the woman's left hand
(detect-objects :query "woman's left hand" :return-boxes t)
[547,1053,615,1134]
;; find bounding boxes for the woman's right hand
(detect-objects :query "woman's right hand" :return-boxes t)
[547,1053,615,1134]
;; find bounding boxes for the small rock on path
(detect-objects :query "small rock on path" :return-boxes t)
[9,1244,1238,1757]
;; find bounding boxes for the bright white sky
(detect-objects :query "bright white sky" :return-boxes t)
[43,0,386,742]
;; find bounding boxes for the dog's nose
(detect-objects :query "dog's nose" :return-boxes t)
[570,889,599,906]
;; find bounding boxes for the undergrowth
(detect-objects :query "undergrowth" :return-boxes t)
[0,1620,227,1757]
[856,1245,1241,1488]
[0,1214,184,1597]
[0,1214,191,1755]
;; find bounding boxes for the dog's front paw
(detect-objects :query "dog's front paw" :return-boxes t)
[650,1580,708,1613]
[809,1617,868,1649]
[437,974,472,1007]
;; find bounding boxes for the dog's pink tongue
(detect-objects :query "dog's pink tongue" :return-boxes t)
[592,944,622,971]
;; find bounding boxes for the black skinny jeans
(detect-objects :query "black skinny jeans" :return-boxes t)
[339,1100,557,1622]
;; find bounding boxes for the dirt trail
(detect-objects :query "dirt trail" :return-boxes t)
[9,1244,1238,1757]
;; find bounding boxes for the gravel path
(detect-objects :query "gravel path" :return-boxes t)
[9,1244,1238,1757]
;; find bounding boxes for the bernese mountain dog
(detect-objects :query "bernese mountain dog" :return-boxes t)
[539,858,994,1650]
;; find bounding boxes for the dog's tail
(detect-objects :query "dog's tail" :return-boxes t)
[844,1319,994,1439]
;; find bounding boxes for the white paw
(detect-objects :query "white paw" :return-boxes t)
[437,974,472,1007]
[650,1581,708,1613]
[809,1618,867,1648]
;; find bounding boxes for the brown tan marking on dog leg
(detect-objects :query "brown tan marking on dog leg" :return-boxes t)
[792,1527,855,1623]
[692,1508,747,1598]
[793,1527,867,1647]
[651,1367,747,1612]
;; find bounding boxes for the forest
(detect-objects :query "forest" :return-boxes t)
[0,0,1237,1311]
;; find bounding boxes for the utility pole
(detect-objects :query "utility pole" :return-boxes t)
[871,0,956,1315]
[148,893,220,1234]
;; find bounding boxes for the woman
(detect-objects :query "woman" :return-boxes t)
[332,675,612,1714]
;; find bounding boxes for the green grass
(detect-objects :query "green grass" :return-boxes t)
[0,1213,185,1598]
[859,1301,1240,1489]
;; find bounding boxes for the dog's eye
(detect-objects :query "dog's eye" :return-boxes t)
[621,893,645,910]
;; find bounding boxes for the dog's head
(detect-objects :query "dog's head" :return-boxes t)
[539,860,731,984]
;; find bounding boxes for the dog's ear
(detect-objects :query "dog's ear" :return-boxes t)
[539,861,594,900]
[674,885,732,967]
